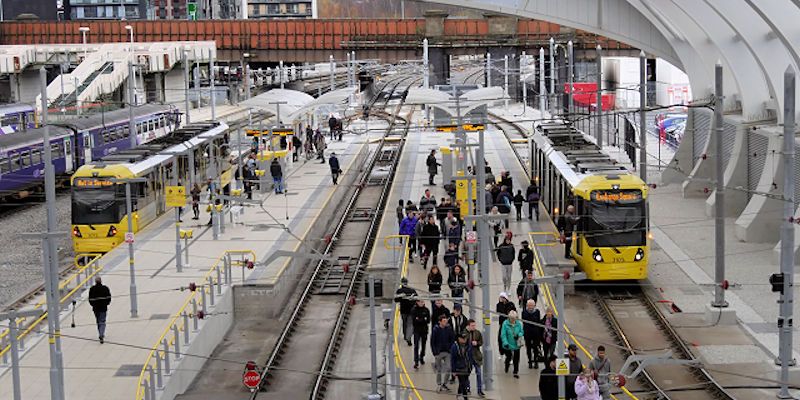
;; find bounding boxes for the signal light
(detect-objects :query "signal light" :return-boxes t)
[72,226,82,238]
[770,273,785,294]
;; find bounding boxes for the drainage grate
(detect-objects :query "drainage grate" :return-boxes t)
[114,364,145,377]
[150,314,171,320]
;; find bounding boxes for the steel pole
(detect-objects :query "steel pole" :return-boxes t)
[539,48,546,113]
[549,37,555,115]
[183,50,191,124]
[521,51,527,112]
[486,53,492,87]
[39,67,65,400]
[504,55,509,108]
[9,312,21,400]
[423,38,429,89]
[129,61,137,147]
[639,50,647,181]
[711,63,728,308]
[777,65,797,399]
[557,282,566,400]
[367,276,380,399]
[329,55,335,92]
[125,182,139,317]
[596,45,603,147]
[279,60,284,89]
[476,128,493,390]
[568,41,574,118]
[210,56,216,121]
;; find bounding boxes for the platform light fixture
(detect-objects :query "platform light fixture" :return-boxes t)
[125,25,134,53]
[79,27,90,61]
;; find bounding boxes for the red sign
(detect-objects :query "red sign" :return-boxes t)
[466,231,477,244]
[243,370,261,390]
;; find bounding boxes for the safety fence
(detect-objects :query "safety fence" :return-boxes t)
[135,250,256,400]
[528,231,637,400]
[0,253,104,362]
[384,235,423,400]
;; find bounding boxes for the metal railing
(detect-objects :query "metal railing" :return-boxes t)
[135,249,256,400]
[0,253,104,362]
[384,235,422,400]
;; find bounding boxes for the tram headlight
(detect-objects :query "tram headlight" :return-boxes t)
[107,226,118,237]
[634,248,644,261]
[592,249,603,262]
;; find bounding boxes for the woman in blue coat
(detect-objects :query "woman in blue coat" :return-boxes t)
[500,310,524,378]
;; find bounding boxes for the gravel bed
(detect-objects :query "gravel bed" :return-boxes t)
[0,194,74,310]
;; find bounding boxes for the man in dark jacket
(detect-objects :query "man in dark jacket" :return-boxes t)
[516,270,540,306]
[411,300,431,368]
[291,134,302,161]
[557,205,579,259]
[450,333,474,399]
[420,216,441,269]
[328,115,338,140]
[269,158,283,194]
[521,299,542,369]
[328,152,341,185]
[394,277,417,346]
[566,343,584,399]
[88,276,111,343]
[518,240,534,278]
[464,319,485,396]
[539,355,559,400]
[431,300,450,331]
[496,237,516,292]
[449,303,468,335]
[426,149,440,185]
[430,315,455,392]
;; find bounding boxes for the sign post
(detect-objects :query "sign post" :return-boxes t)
[166,186,186,273]
[243,364,261,391]
[556,358,569,376]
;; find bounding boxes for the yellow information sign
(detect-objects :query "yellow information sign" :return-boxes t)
[556,358,569,376]
[165,186,186,207]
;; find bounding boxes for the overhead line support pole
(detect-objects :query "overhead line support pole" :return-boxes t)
[711,62,728,309]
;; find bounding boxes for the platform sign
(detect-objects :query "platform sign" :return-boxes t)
[124,232,135,244]
[165,186,186,207]
[242,370,260,390]
[466,231,477,244]
[187,2,197,20]
[556,358,569,376]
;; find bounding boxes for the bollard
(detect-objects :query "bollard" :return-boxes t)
[142,381,151,400]
[200,287,208,315]
[163,339,171,375]
[192,299,199,331]
[183,236,190,268]
[224,256,231,285]
[208,276,215,305]
[148,366,156,400]
[182,313,190,344]
[155,352,164,388]
[17,334,24,351]
[216,268,222,295]
[219,207,226,234]
[172,325,181,359]
[1,336,7,365]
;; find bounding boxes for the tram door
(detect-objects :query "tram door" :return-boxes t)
[63,137,74,172]
[82,132,93,163]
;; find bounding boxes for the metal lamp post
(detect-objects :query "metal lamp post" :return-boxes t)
[79,27,90,61]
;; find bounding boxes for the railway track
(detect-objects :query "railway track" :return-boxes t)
[251,72,417,400]
[594,290,735,400]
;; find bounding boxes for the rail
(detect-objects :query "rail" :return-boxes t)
[0,253,104,360]
[135,249,256,400]
[384,235,422,400]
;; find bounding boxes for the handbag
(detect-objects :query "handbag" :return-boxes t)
[516,334,525,348]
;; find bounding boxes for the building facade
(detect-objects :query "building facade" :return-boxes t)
[248,0,314,19]
[66,0,145,20]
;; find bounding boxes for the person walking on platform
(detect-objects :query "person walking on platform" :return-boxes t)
[393,277,417,346]
[496,292,516,359]
[539,355,559,400]
[513,189,525,220]
[541,307,558,361]
[399,211,418,261]
[427,265,443,298]
[396,199,405,228]
[589,346,612,400]
[269,158,283,194]
[314,129,326,162]
[500,310,524,378]
[501,170,514,194]
[449,303,468,335]
[431,314,455,392]
[488,206,502,248]
[496,237,516,292]
[450,333,474,400]
[464,319,485,397]
[566,343,584,400]
[522,299,542,369]
[431,299,450,331]
[448,265,468,305]
[526,179,539,220]
[328,152,341,185]
[88,276,111,343]
[558,205,579,259]
[411,300,431,369]
[426,149,440,185]
[496,186,513,229]
[292,134,302,162]
[575,368,602,400]
[191,183,201,220]
[328,114,338,141]
[518,240,534,278]
[419,189,437,217]
[517,270,540,306]
[443,242,459,273]
[420,215,441,269]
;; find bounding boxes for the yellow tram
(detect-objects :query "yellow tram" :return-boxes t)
[530,121,649,280]
[71,122,232,254]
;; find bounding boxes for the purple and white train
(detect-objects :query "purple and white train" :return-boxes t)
[0,103,37,134]
[0,104,180,197]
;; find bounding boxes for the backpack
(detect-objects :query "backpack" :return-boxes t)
[527,192,540,202]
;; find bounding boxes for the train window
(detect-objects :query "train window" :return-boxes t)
[19,151,31,167]
[0,157,10,174]
[10,154,20,171]
[1,114,19,127]
[31,149,41,165]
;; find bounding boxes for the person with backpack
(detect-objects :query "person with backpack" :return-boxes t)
[526,180,540,221]
[495,186,513,228]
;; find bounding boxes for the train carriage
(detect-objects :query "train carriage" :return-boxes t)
[0,103,37,133]
[71,122,231,254]
[530,120,649,280]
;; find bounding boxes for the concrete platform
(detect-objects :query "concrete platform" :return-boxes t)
[0,129,366,400]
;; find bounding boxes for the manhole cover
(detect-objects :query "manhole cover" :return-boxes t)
[114,364,144,377]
